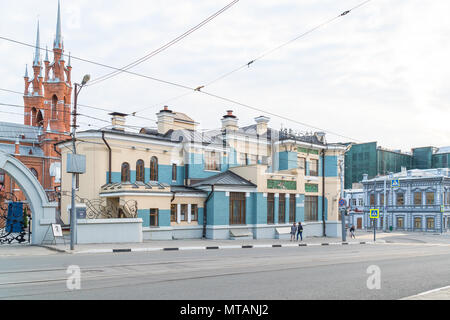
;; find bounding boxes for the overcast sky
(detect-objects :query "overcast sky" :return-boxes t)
[0,0,449,151]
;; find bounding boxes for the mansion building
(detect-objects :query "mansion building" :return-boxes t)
[362,169,450,232]
[59,109,346,240]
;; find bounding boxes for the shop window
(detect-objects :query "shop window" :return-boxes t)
[278,194,285,224]
[267,193,274,224]
[414,217,422,229]
[230,192,246,225]
[427,217,435,230]
[191,204,198,221]
[180,204,187,221]
[170,204,177,222]
[149,209,158,227]
[305,196,318,221]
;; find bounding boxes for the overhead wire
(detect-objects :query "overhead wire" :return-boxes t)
[87,0,240,86]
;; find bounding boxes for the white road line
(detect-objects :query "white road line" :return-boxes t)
[178,247,206,251]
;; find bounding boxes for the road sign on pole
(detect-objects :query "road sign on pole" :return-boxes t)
[391,179,400,188]
[339,199,346,207]
[369,209,379,242]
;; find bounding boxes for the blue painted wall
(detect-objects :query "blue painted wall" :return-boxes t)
[254,193,267,224]
[324,156,338,177]
[138,209,171,227]
[278,151,298,170]
[296,195,305,222]
[206,191,229,226]
[318,196,328,220]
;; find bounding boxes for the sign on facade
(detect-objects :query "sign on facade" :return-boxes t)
[391,179,400,188]
[267,179,297,190]
[369,209,379,219]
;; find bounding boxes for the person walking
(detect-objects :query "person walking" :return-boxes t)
[290,222,297,241]
[349,225,356,239]
[297,222,303,241]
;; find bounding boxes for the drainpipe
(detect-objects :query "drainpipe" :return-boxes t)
[101,131,112,184]
[322,150,326,237]
[203,185,214,238]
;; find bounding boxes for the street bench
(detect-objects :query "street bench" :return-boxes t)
[229,228,253,240]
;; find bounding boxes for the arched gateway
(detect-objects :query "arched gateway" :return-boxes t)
[0,151,57,244]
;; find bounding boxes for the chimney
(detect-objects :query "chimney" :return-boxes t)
[15,138,20,155]
[314,131,326,144]
[109,112,128,131]
[362,174,368,181]
[221,110,238,131]
[407,170,412,177]
[255,116,270,135]
[157,105,175,135]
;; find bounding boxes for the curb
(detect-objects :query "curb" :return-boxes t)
[68,240,383,255]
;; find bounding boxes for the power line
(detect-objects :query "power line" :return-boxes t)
[88,0,239,86]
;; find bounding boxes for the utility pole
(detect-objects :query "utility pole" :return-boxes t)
[70,75,90,251]
[383,176,387,232]
[339,159,346,242]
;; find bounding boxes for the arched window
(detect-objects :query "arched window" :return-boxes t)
[150,157,158,181]
[136,159,144,182]
[121,162,130,182]
[51,95,58,120]
[36,110,44,127]
[30,168,38,180]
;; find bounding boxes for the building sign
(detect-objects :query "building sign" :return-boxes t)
[298,147,319,155]
[305,183,319,193]
[267,179,297,190]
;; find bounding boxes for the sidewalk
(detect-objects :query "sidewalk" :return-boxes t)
[402,286,450,300]
[0,244,61,257]
[42,236,381,255]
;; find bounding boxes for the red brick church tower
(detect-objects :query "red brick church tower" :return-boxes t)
[0,1,72,205]
[23,0,72,135]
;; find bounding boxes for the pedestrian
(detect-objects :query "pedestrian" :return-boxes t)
[297,222,303,241]
[349,225,356,239]
[290,222,297,241]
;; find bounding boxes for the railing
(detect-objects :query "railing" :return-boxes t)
[61,191,138,219]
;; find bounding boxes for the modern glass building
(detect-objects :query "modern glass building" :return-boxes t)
[345,143,450,189]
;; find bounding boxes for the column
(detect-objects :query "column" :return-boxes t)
[187,204,192,223]
[177,203,181,224]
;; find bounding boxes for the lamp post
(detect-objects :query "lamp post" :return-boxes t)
[70,74,90,251]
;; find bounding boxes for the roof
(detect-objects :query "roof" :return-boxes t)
[0,122,42,143]
[436,146,450,155]
[174,112,195,123]
[191,170,256,187]
[0,143,44,157]
[363,168,450,183]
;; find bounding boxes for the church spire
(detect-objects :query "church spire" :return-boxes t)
[33,21,41,67]
[53,0,62,49]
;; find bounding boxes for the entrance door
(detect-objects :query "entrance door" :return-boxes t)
[357,217,362,229]
[396,216,404,230]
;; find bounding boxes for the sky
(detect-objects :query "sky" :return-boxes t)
[0,0,449,152]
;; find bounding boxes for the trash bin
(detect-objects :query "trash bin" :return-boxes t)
[389,226,393,232]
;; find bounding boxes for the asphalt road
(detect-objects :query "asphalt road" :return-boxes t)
[1,242,450,300]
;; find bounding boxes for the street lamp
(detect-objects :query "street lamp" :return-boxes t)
[70,74,90,251]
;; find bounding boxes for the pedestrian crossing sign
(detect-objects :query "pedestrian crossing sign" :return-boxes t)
[391,179,400,188]
[369,209,379,219]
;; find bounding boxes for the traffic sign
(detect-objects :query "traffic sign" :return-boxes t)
[369,209,379,219]
[391,179,400,188]
[441,205,445,213]
[339,199,346,207]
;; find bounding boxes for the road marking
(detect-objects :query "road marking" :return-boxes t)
[402,285,450,300]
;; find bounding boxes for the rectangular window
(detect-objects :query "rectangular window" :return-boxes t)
[370,194,375,206]
[180,204,187,221]
[205,151,220,171]
[298,157,306,170]
[172,164,177,181]
[289,194,296,223]
[170,204,177,222]
[414,217,422,229]
[427,217,435,229]
[150,209,158,227]
[380,194,384,206]
[309,159,319,176]
[191,204,198,221]
[358,199,363,206]
[278,194,286,224]
[426,192,435,205]
[414,192,422,206]
[396,193,404,206]
[305,196,318,221]
[230,192,246,225]
[352,199,357,206]
[267,193,275,224]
